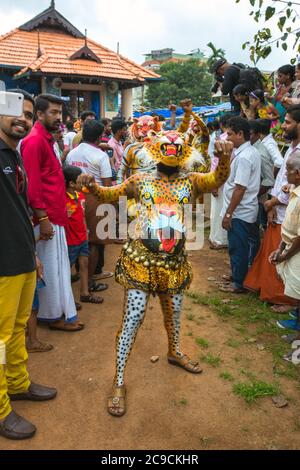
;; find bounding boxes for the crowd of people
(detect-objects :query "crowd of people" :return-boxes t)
[1,57,300,438]
[208,59,300,354]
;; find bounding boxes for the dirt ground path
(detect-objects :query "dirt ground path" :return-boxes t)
[2,242,300,450]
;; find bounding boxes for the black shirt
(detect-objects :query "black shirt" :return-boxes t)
[221,64,241,112]
[0,138,36,276]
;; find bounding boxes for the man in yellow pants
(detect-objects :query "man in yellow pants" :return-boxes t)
[0,90,57,440]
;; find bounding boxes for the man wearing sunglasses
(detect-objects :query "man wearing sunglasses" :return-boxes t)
[0,90,57,440]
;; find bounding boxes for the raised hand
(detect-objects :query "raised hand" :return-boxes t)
[169,103,177,112]
[76,174,96,190]
[214,140,233,159]
[180,99,193,113]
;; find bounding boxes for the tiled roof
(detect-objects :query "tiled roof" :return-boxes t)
[0,28,160,83]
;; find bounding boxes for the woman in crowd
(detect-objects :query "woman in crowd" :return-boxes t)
[282,63,300,107]
[233,85,252,120]
[272,65,295,123]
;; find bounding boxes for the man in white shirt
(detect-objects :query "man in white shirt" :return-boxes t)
[66,120,112,293]
[221,117,261,293]
[66,121,112,184]
[258,119,283,172]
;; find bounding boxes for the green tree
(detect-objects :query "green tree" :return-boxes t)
[236,0,300,63]
[145,59,212,108]
[206,42,226,70]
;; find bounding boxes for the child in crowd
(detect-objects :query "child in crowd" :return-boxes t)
[269,152,300,354]
[63,166,103,305]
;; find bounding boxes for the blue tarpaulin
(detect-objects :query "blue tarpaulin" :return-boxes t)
[133,102,232,122]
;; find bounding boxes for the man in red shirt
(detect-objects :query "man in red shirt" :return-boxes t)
[21,94,83,332]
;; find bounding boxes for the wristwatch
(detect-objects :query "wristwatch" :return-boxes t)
[225,213,231,218]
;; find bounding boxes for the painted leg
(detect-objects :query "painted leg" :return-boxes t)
[159,292,202,374]
[108,289,149,417]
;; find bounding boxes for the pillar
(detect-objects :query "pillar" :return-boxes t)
[121,88,133,120]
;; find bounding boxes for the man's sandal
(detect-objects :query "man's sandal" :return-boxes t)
[168,355,203,374]
[26,340,54,353]
[48,320,85,332]
[80,294,104,304]
[108,385,126,417]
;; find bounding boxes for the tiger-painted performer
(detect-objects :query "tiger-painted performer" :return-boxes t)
[78,133,232,417]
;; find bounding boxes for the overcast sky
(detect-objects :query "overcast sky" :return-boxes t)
[0,0,297,70]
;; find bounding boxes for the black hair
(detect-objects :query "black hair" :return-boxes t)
[63,165,82,187]
[66,121,74,131]
[250,89,265,103]
[101,118,111,126]
[82,119,104,143]
[211,120,220,131]
[248,119,262,135]
[286,104,300,123]
[212,58,227,73]
[35,94,63,112]
[111,119,127,135]
[7,88,35,106]
[227,116,250,141]
[278,64,295,81]
[296,63,300,71]
[233,84,248,96]
[80,110,96,122]
[219,112,235,127]
[256,118,271,136]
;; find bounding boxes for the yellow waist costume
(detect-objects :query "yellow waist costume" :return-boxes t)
[115,239,192,294]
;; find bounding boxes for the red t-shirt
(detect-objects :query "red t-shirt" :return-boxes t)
[65,191,87,246]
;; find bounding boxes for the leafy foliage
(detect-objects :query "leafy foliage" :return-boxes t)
[145,59,212,108]
[206,42,226,70]
[236,0,300,63]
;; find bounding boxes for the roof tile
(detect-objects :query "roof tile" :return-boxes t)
[0,29,160,82]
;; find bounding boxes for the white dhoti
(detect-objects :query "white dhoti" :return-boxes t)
[34,225,77,322]
[277,250,300,300]
[209,186,228,247]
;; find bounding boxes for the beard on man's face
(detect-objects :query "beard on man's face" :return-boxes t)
[0,118,30,140]
[46,120,61,131]
[41,115,61,132]
[284,126,298,141]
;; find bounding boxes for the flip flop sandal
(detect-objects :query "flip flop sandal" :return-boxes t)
[219,286,246,294]
[282,333,299,344]
[108,385,126,417]
[26,341,54,353]
[48,321,85,332]
[271,305,293,314]
[80,294,104,304]
[89,282,108,292]
[168,355,203,374]
[92,271,114,280]
[209,244,227,250]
